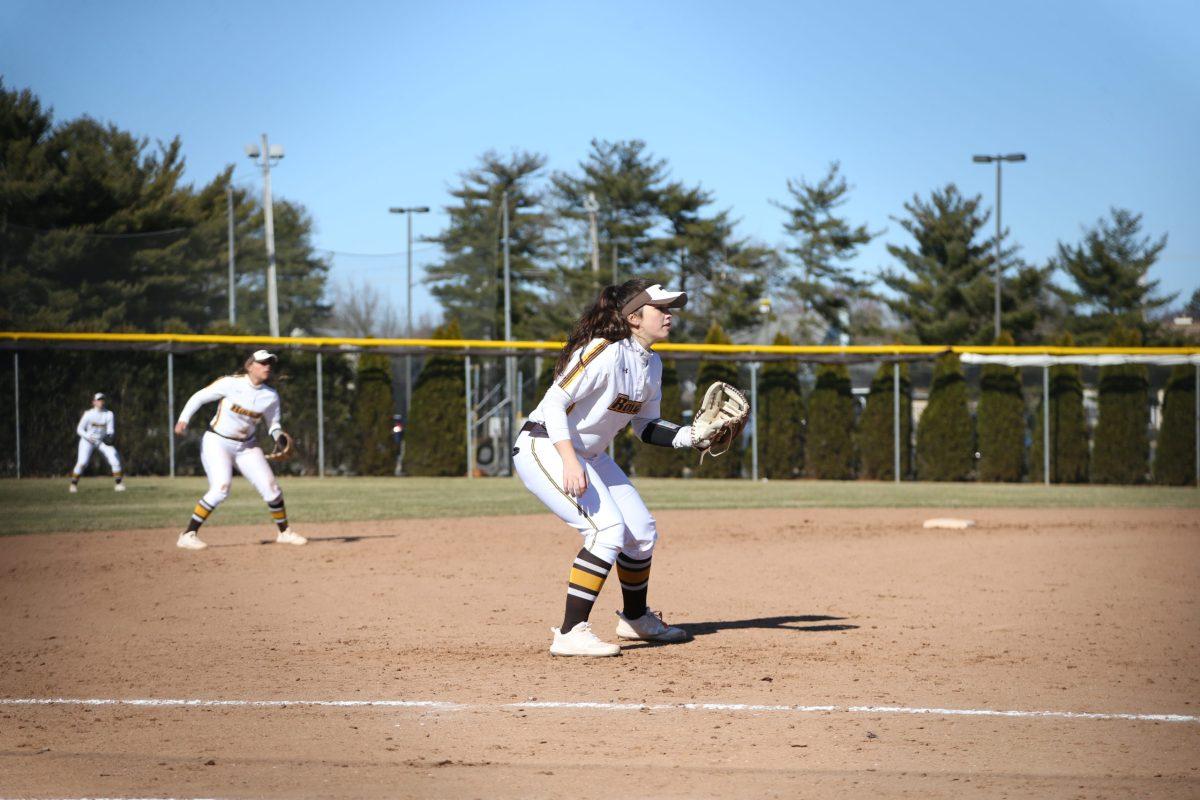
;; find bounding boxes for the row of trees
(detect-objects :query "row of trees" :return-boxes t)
[423,143,1193,351]
[393,322,1195,486]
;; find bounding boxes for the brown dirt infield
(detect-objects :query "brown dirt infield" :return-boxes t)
[1,506,1198,798]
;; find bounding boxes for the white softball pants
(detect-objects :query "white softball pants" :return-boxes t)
[512,432,657,563]
[73,438,122,475]
[200,431,281,508]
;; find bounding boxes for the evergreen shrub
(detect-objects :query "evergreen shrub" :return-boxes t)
[805,363,855,479]
[916,353,973,481]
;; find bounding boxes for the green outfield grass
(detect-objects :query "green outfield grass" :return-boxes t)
[1,476,1196,536]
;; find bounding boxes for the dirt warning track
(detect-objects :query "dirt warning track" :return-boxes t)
[1,507,1198,798]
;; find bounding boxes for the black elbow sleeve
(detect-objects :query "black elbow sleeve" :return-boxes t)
[640,418,681,448]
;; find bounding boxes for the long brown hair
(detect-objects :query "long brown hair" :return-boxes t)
[554,279,653,377]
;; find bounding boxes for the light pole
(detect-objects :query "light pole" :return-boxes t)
[584,192,600,277]
[388,206,430,417]
[245,134,284,337]
[226,183,236,326]
[972,153,1026,340]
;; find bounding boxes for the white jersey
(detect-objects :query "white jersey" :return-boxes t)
[77,408,115,442]
[177,375,282,442]
[527,336,689,458]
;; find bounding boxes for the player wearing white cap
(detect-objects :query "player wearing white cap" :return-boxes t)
[172,349,305,550]
[514,279,702,657]
[69,392,125,492]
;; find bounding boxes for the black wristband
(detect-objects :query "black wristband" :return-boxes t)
[640,418,681,448]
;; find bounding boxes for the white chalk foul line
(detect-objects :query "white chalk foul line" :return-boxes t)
[0,697,1194,723]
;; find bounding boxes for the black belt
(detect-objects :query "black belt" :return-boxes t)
[208,427,250,443]
[519,420,549,439]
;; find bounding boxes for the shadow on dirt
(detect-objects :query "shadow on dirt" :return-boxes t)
[619,614,858,649]
[678,615,859,636]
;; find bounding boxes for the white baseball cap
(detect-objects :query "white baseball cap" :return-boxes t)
[93,392,106,401]
[251,349,278,364]
[621,284,687,317]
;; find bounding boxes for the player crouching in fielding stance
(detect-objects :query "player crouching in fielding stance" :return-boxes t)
[173,349,304,550]
[70,392,125,492]
[515,279,748,657]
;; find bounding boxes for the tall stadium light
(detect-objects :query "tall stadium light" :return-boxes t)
[246,135,284,337]
[389,206,431,419]
[973,153,1027,339]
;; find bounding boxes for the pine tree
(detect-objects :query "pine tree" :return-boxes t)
[1030,334,1090,483]
[805,363,855,479]
[976,332,1025,482]
[424,151,555,340]
[1091,326,1149,484]
[916,353,974,481]
[1054,208,1173,343]
[773,162,875,336]
[757,335,805,479]
[352,352,396,476]
[693,323,742,478]
[631,359,690,477]
[857,361,912,480]
[881,184,1052,344]
[1152,364,1196,485]
[406,321,467,476]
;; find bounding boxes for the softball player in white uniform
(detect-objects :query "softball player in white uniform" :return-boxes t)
[172,349,305,550]
[69,393,124,492]
[515,280,697,656]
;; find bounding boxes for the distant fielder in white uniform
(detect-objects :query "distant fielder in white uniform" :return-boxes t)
[514,279,703,657]
[70,392,125,493]
[173,349,306,550]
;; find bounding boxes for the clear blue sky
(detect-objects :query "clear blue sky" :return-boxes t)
[4,0,1198,329]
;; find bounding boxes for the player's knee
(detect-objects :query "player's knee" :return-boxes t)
[624,517,658,557]
[206,484,230,505]
[258,481,280,502]
[587,520,626,564]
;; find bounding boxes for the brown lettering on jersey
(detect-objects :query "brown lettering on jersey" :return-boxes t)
[607,393,644,415]
[229,403,263,419]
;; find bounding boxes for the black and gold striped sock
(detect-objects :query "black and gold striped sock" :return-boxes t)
[561,548,613,632]
[186,499,214,533]
[267,495,289,533]
[113,471,123,485]
[70,473,80,486]
[617,553,652,620]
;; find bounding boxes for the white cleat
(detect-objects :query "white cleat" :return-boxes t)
[114,483,126,492]
[549,621,621,657]
[615,608,689,643]
[275,528,307,546]
[68,484,78,494]
[176,531,208,550]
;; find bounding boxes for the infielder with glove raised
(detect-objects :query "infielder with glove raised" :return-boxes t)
[173,349,304,550]
[514,279,749,657]
[69,392,125,493]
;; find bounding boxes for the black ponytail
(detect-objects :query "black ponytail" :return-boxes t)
[554,279,653,377]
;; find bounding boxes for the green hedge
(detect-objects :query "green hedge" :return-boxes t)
[976,332,1025,482]
[1030,333,1089,483]
[857,361,912,480]
[757,335,805,479]
[352,351,396,476]
[1153,364,1196,485]
[1092,326,1149,484]
[805,363,855,479]
[405,320,467,476]
[917,353,973,481]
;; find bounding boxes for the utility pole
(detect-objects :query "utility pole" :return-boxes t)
[973,153,1026,340]
[226,183,236,326]
[388,206,431,417]
[502,190,515,474]
[584,192,600,278]
[245,134,284,337]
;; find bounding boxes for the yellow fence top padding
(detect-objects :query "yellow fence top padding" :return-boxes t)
[1,331,1198,358]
